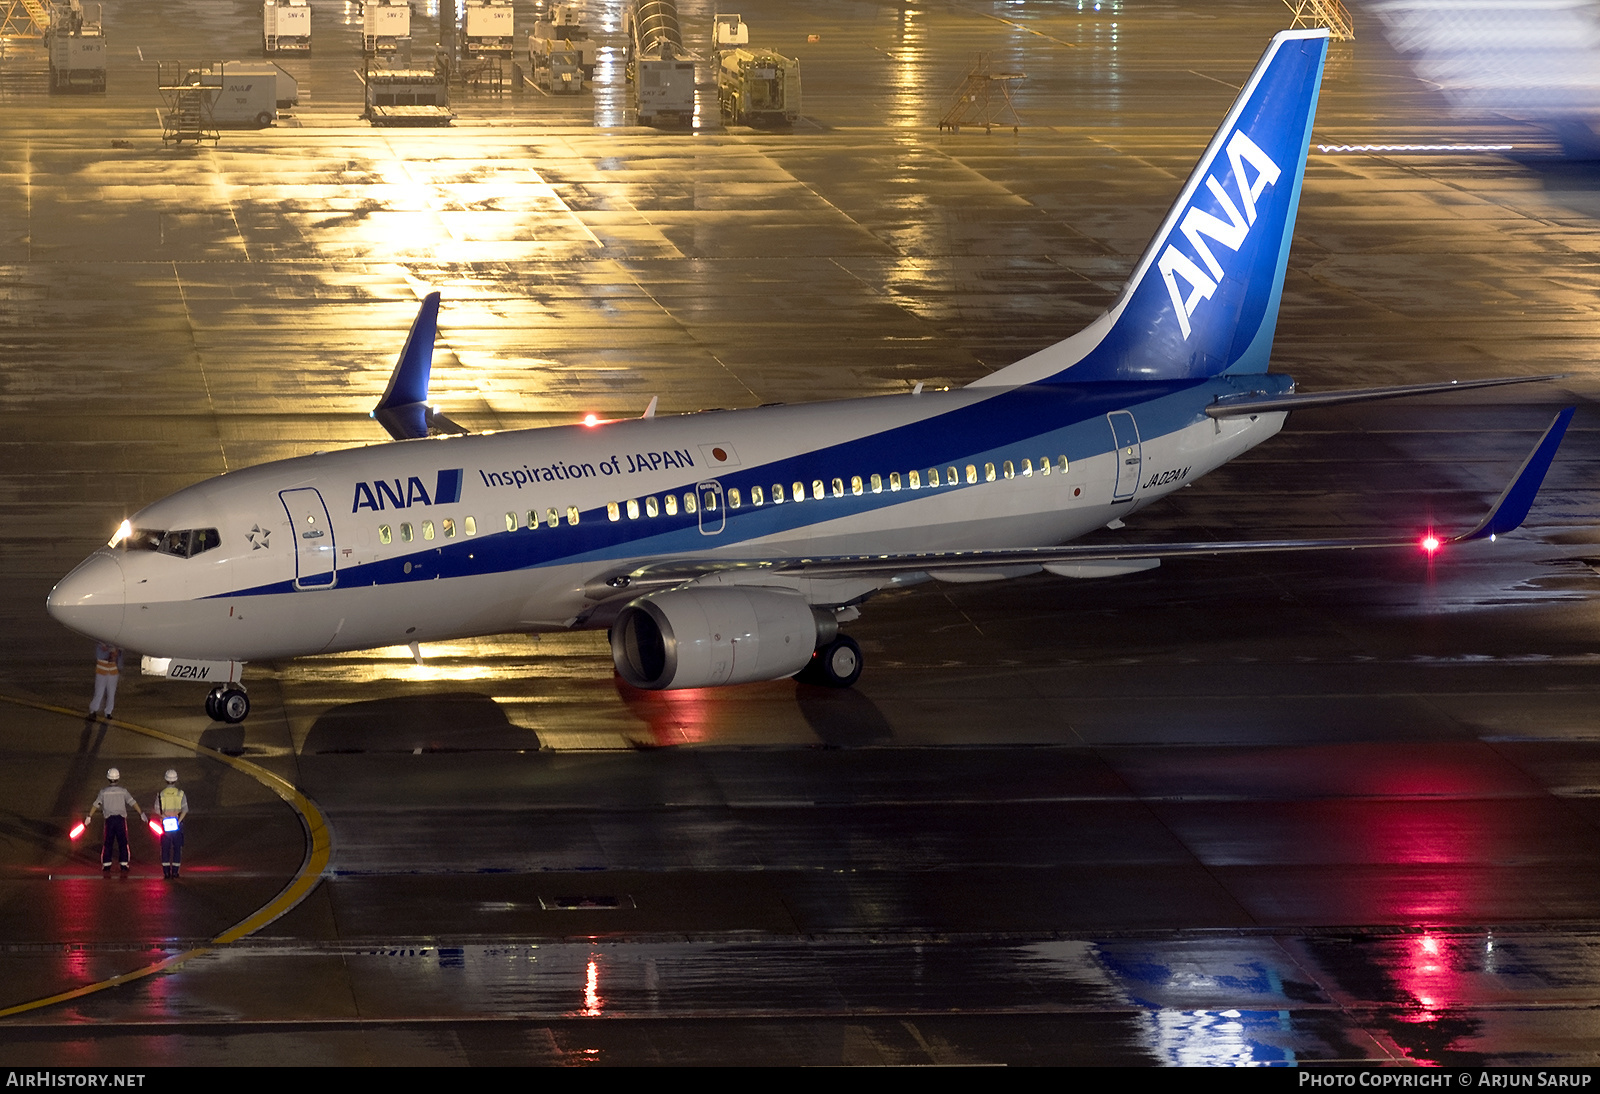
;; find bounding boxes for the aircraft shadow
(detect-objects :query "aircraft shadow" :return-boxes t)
[300,692,538,754]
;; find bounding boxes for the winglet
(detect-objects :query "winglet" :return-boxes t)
[372,293,458,440]
[1457,407,1574,541]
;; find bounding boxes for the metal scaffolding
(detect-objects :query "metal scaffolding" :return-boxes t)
[939,53,1023,133]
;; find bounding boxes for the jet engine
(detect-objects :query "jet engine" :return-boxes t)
[610,586,830,689]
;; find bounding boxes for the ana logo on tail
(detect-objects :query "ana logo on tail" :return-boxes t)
[1157,129,1282,339]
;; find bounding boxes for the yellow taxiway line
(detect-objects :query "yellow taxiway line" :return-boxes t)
[0,692,332,1019]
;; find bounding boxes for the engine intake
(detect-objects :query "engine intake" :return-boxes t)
[610,586,824,689]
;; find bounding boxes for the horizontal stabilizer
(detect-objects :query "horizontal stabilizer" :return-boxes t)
[1206,374,1563,418]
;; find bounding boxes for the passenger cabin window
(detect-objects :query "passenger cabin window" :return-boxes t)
[728,488,741,509]
[423,521,435,541]
[851,476,863,496]
[607,502,620,522]
[664,494,678,516]
[380,524,393,545]
[465,516,476,536]
[927,468,941,486]
[966,464,978,484]
[442,518,456,538]
[889,472,901,492]
[566,506,580,526]
[1021,459,1033,477]
[946,466,959,485]
[812,480,825,501]
[1003,461,1014,480]
[401,523,414,542]
[792,481,805,502]
[683,492,697,515]
[627,499,640,519]
[831,478,843,498]
[771,483,785,504]
[908,470,921,490]
[752,485,765,506]
[647,496,660,518]
[505,512,518,532]
[985,462,996,482]
[1058,455,1069,473]
[547,508,559,528]
[870,474,882,494]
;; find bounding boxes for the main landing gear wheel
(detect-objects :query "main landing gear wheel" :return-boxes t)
[795,634,863,689]
[206,684,250,724]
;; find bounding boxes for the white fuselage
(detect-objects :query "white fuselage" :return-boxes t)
[48,377,1285,663]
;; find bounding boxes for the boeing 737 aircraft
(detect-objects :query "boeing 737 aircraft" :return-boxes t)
[47,29,1573,724]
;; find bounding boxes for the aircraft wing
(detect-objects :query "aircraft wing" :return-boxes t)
[588,408,1574,600]
[1206,374,1563,418]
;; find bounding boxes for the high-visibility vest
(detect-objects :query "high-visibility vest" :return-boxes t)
[158,787,185,816]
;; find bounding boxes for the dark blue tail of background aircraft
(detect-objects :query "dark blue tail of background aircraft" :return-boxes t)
[975,29,1330,389]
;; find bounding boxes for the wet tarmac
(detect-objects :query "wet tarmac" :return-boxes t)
[4,0,1600,1067]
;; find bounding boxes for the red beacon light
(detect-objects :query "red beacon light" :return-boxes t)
[1421,534,1441,556]
[583,413,600,427]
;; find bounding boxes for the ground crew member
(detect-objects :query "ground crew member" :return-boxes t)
[85,767,146,875]
[90,641,123,719]
[153,769,189,879]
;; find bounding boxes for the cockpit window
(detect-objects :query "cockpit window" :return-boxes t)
[121,527,221,559]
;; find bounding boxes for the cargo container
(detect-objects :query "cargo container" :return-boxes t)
[185,62,298,126]
[262,0,311,54]
[362,0,410,53]
[463,0,514,56]
[46,2,106,94]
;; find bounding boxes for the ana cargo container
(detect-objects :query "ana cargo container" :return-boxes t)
[362,0,410,53]
[186,62,297,126]
[531,3,596,77]
[463,0,513,56]
[46,2,106,93]
[262,0,311,54]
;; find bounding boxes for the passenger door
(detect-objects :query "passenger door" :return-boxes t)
[1107,411,1143,501]
[279,488,337,588]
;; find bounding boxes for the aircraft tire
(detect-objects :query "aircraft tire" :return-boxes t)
[800,635,862,689]
[204,686,225,722]
[218,686,250,724]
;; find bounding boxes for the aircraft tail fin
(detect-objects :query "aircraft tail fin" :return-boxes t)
[971,29,1330,388]
[372,292,467,440]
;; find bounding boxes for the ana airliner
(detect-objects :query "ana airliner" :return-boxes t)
[47,29,1572,723]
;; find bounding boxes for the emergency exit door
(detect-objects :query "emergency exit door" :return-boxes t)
[1107,411,1143,500]
[280,488,337,588]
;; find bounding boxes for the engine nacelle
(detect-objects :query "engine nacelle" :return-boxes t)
[610,586,823,689]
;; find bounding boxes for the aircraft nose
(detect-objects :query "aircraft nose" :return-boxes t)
[47,551,126,644]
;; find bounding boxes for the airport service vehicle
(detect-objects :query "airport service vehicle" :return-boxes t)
[47,30,1572,724]
[262,0,311,54]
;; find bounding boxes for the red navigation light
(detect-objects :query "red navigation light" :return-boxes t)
[1421,534,1441,555]
[69,822,85,840]
[148,819,163,838]
[583,413,599,427]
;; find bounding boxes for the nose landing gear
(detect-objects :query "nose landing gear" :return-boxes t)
[205,684,251,724]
